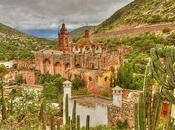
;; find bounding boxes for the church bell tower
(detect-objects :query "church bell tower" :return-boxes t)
[58,23,70,52]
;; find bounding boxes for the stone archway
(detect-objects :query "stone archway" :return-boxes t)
[54,62,62,74]
[43,59,51,73]
[64,63,70,70]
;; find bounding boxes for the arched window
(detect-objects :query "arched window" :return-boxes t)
[104,76,108,81]
[89,77,92,81]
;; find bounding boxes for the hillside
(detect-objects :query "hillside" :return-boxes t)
[70,26,94,40]
[0,23,56,61]
[96,0,175,32]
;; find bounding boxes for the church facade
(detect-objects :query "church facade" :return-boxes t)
[35,23,128,90]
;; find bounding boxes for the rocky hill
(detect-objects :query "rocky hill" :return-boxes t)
[0,23,56,61]
[96,0,175,32]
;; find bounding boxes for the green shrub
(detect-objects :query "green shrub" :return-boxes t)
[115,120,128,130]
[162,28,172,34]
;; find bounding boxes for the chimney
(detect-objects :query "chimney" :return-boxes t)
[63,80,72,125]
[112,86,123,107]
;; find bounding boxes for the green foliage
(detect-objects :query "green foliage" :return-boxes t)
[162,28,172,34]
[116,120,128,130]
[0,23,56,61]
[117,63,141,90]
[0,65,9,80]
[72,76,85,90]
[148,15,163,24]
[167,31,175,44]
[72,100,76,130]
[77,115,80,130]
[40,73,66,100]
[97,0,175,31]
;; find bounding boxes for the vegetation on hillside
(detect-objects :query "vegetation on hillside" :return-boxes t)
[97,0,175,32]
[0,23,56,61]
[70,26,95,42]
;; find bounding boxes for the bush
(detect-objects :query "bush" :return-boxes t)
[115,120,128,130]
[148,15,163,23]
[162,28,171,34]
[72,76,85,90]
[40,73,66,100]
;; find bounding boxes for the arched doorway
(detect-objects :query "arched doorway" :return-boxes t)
[54,62,61,74]
[43,59,51,73]
[65,63,70,70]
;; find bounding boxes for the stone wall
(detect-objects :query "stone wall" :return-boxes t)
[107,101,135,128]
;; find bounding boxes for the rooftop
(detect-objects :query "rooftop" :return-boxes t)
[71,95,112,107]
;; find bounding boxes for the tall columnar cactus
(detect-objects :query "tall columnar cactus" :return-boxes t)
[135,61,162,130]
[65,94,69,125]
[86,115,90,130]
[72,100,76,130]
[77,115,80,130]
[39,101,46,130]
[1,84,7,121]
[150,46,175,102]
[135,46,175,130]
[10,98,13,115]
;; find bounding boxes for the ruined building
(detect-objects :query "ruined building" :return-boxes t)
[35,23,128,90]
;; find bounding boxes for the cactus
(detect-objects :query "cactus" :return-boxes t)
[1,83,7,121]
[50,115,55,130]
[135,61,162,130]
[72,100,76,130]
[65,94,69,125]
[86,115,90,130]
[10,98,13,115]
[39,101,46,130]
[77,115,80,130]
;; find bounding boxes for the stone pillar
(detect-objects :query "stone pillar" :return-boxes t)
[112,86,123,107]
[63,80,72,124]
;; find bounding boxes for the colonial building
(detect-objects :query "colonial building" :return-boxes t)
[63,80,140,128]
[35,23,129,90]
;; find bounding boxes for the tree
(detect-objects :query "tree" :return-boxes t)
[72,76,84,90]
[116,63,135,89]
[41,74,66,100]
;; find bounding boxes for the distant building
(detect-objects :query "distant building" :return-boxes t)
[35,23,130,91]
[63,80,140,128]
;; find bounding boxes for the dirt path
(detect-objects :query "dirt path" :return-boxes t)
[95,23,175,38]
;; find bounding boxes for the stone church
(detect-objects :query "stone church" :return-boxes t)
[35,23,128,91]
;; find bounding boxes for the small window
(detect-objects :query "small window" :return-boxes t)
[104,76,108,81]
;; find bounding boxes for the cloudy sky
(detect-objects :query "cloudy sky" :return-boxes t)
[0,0,132,30]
